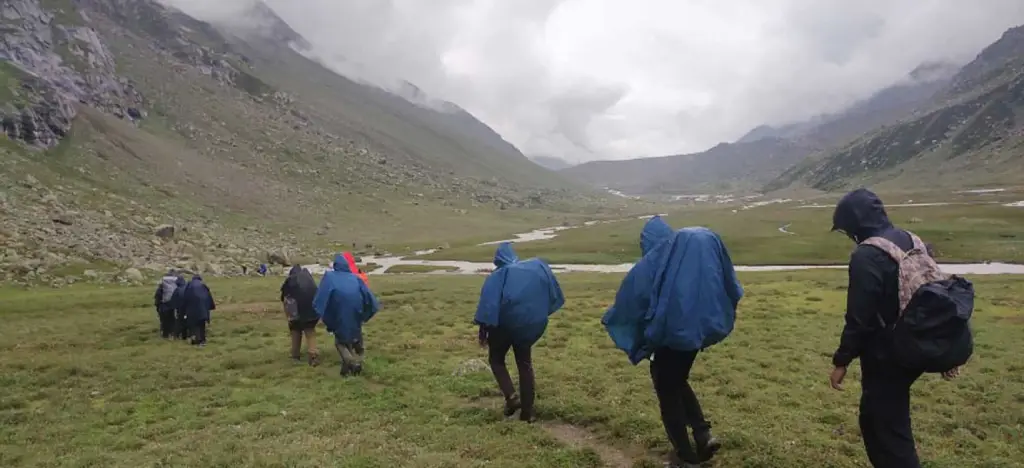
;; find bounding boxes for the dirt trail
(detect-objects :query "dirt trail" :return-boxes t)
[541,422,636,468]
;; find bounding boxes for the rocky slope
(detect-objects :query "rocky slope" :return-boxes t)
[768,25,1024,191]
[0,0,620,286]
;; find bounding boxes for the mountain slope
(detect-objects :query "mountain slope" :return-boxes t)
[0,0,619,284]
[738,61,960,149]
[561,138,815,195]
[563,61,960,196]
[768,26,1024,192]
[529,155,574,171]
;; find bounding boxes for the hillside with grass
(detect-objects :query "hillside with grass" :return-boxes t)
[0,0,628,286]
[767,25,1024,192]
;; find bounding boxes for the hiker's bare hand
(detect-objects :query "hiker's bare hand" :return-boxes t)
[830,366,847,391]
[942,366,961,380]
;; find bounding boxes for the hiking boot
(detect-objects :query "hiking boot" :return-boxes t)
[694,430,721,462]
[308,353,320,367]
[519,410,536,423]
[667,463,701,468]
[503,395,522,418]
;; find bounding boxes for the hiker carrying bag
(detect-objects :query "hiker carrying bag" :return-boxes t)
[283,296,300,322]
[862,232,974,373]
[160,276,178,304]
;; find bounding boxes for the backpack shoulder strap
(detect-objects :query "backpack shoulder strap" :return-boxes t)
[906,232,929,254]
[861,236,905,263]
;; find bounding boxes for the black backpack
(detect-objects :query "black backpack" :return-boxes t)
[862,233,974,373]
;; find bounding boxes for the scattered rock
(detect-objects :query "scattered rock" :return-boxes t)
[51,211,75,226]
[122,268,143,282]
[154,224,176,239]
[452,358,490,376]
[267,250,290,266]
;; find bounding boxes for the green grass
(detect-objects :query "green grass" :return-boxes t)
[422,197,1024,265]
[385,264,460,274]
[1,272,1021,467]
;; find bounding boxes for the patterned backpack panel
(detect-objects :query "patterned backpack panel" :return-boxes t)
[861,232,948,313]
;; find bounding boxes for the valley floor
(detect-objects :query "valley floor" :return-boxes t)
[2,272,1022,467]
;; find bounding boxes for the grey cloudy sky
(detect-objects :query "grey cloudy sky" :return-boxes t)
[165,0,1024,162]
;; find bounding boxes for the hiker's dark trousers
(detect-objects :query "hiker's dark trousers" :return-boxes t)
[650,347,711,464]
[157,305,176,338]
[191,321,207,345]
[859,357,924,468]
[487,330,535,420]
[175,311,190,340]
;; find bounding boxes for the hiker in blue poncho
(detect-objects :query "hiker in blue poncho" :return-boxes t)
[314,254,380,377]
[170,276,189,340]
[601,216,743,468]
[474,242,564,422]
[182,275,216,347]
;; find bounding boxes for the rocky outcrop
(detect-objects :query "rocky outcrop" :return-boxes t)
[0,0,145,148]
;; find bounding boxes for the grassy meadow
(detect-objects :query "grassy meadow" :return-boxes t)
[2,271,1022,467]
[420,195,1024,265]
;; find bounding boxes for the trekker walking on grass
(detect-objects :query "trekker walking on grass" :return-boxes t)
[602,216,742,468]
[153,270,184,339]
[281,265,321,365]
[474,242,564,423]
[182,274,216,347]
[314,253,380,377]
[828,188,974,468]
[171,276,189,340]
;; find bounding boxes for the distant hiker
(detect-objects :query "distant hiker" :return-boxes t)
[602,216,742,468]
[182,275,216,347]
[474,242,564,423]
[281,265,321,365]
[314,253,380,376]
[171,275,189,340]
[828,188,973,468]
[258,264,268,277]
[153,270,181,339]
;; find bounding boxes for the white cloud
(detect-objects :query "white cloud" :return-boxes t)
[163,0,1024,162]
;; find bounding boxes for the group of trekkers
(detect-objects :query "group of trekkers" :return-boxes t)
[469,188,974,468]
[153,273,216,346]
[276,251,377,375]
[149,188,973,468]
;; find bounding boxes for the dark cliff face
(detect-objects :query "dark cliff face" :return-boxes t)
[1,0,146,147]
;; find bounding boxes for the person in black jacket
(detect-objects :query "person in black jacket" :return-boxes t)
[281,265,320,365]
[827,188,957,468]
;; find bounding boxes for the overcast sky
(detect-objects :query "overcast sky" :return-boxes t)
[165,0,1024,162]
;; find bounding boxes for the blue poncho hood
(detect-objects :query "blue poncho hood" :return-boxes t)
[332,254,352,272]
[641,216,674,255]
[314,254,379,343]
[602,220,744,364]
[493,242,519,268]
[475,243,564,346]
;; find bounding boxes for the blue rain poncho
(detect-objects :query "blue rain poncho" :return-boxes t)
[474,243,565,346]
[314,254,380,344]
[602,216,743,364]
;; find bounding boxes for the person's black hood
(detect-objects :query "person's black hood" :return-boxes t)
[288,265,302,277]
[831,188,894,243]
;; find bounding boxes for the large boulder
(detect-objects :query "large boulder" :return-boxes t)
[122,267,143,282]
[266,250,290,266]
[154,224,175,239]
